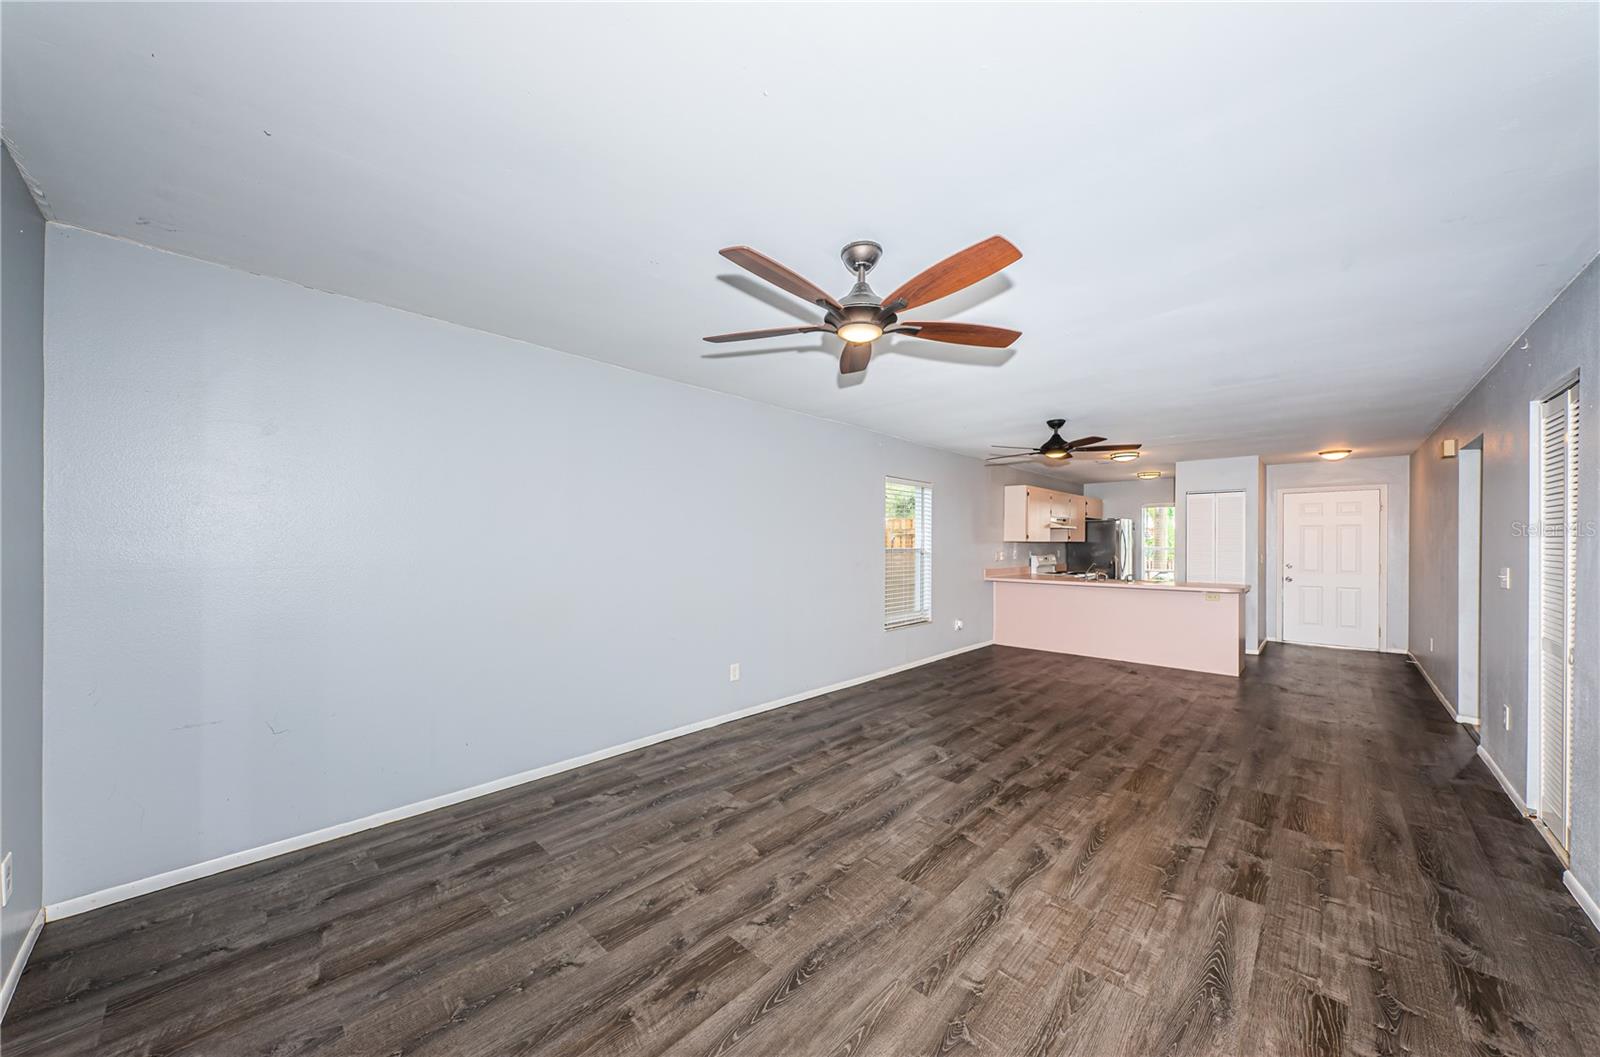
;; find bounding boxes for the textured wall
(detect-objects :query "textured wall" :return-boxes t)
[41,227,1057,905]
[1,144,46,987]
[1264,456,1410,651]
[1410,257,1599,895]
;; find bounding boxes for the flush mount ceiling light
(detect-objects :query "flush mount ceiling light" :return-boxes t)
[1108,450,1140,462]
[1318,449,1353,461]
[1136,470,1162,479]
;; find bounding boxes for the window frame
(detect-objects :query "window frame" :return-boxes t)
[1141,502,1177,582]
[883,476,933,630]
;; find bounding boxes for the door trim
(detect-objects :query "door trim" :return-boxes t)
[1275,484,1388,650]
[1524,375,1580,835]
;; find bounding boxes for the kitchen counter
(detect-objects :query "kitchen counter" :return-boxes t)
[984,569,1250,595]
[986,567,1247,676]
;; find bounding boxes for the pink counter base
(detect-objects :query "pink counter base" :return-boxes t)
[991,580,1246,677]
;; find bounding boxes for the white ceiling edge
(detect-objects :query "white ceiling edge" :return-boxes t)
[2,2,1595,483]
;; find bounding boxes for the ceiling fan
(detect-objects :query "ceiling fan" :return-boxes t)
[704,237,1022,374]
[985,420,1141,465]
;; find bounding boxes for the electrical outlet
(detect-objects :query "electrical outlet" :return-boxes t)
[1,852,12,908]
[1504,704,1512,731]
[728,663,740,682]
[952,619,964,632]
[994,548,1006,562]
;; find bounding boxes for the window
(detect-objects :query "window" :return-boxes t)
[884,478,933,628]
[1141,504,1176,581]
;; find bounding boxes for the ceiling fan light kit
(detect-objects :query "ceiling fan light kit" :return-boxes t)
[705,236,1023,375]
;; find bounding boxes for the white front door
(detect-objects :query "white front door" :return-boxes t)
[1282,489,1382,649]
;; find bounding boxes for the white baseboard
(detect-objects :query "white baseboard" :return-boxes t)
[1565,870,1600,934]
[1476,745,1531,817]
[0,907,46,1020]
[1405,651,1477,725]
[45,640,996,920]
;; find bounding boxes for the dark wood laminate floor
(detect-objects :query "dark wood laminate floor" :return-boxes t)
[6,645,1600,1057]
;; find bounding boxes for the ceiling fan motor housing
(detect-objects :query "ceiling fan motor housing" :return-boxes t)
[839,240,883,275]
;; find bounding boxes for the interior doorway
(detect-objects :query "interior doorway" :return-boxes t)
[1457,438,1483,724]
[1532,382,1579,855]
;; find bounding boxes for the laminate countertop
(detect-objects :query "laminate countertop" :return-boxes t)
[984,569,1250,594]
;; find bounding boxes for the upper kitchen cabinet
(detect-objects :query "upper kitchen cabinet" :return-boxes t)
[1002,485,1087,543]
[1084,495,1104,520]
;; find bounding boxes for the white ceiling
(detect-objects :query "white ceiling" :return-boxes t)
[3,3,1596,481]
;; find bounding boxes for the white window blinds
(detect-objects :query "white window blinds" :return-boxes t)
[1538,382,1579,849]
[885,478,933,629]
[1185,490,1247,584]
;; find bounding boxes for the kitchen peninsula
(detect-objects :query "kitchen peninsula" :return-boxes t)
[985,570,1249,676]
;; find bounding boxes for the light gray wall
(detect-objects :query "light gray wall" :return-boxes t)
[1,145,46,984]
[1264,456,1410,651]
[1174,456,1266,648]
[1410,257,1598,896]
[41,226,1047,905]
[1085,477,1176,577]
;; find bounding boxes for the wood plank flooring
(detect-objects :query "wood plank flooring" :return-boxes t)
[6,644,1599,1056]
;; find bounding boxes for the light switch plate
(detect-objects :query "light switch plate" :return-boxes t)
[1499,567,1512,590]
[1,851,12,908]
[728,663,740,682]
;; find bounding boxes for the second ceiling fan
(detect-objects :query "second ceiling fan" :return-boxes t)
[704,236,1022,374]
[985,420,1142,464]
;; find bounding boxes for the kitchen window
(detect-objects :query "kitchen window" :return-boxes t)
[1142,504,1176,582]
[885,477,933,628]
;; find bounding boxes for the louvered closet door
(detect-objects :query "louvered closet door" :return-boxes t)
[1214,491,1248,584]
[1185,491,1246,584]
[1186,492,1217,582]
[1539,383,1579,850]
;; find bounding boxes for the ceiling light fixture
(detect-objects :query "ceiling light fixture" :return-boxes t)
[1136,470,1162,479]
[1318,449,1353,461]
[1108,450,1139,462]
[835,321,884,344]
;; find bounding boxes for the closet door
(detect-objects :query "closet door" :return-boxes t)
[1538,383,1579,850]
[1186,492,1217,582]
[1214,491,1248,584]
[1185,490,1247,584]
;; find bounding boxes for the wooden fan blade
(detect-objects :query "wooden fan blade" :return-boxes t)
[895,322,1020,348]
[703,325,833,343]
[880,236,1021,311]
[720,247,842,311]
[1064,436,1108,448]
[1072,443,1142,452]
[990,445,1041,450]
[984,454,1034,464]
[839,342,872,374]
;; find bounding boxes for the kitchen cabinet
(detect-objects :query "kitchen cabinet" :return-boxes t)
[1002,485,1087,543]
[1085,496,1104,520]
